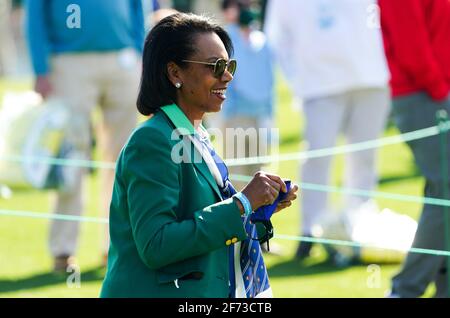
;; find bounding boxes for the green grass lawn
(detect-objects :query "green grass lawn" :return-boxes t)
[0,76,434,297]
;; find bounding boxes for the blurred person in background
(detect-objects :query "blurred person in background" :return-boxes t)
[265,0,390,260]
[220,0,274,192]
[258,0,268,29]
[193,0,223,23]
[171,0,222,20]
[171,0,192,12]
[25,0,144,272]
[0,0,17,77]
[170,0,268,27]
[380,0,450,298]
[10,0,30,77]
[152,7,179,26]
[143,0,161,30]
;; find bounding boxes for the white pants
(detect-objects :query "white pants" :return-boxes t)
[48,49,140,257]
[300,87,390,234]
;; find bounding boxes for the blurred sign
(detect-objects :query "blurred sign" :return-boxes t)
[0,92,69,189]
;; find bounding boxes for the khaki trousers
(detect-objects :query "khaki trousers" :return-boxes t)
[48,49,140,257]
[0,0,16,76]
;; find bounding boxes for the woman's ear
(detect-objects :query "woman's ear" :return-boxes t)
[167,62,183,87]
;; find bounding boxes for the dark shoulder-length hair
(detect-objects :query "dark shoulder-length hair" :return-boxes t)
[137,13,234,116]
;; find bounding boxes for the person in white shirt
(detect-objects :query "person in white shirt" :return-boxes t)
[265,0,390,259]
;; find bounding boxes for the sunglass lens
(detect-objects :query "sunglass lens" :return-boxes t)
[214,59,227,78]
[228,60,237,76]
[214,59,237,77]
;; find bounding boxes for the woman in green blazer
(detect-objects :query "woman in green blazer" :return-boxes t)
[100,13,298,298]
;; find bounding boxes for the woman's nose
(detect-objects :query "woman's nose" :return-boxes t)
[221,69,234,82]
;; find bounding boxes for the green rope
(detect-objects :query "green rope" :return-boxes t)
[225,124,446,167]
[0,154,116,170]
[0,209,108,224]
[1,123,448,169]
[2,208,450,257]
[274,234,450,257]
[230,174,450,208]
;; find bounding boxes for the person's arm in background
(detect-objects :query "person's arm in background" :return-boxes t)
[379,0,449,101]
[25,0,52,98]
[131,0,145,54]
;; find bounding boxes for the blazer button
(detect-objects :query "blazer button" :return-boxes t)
[225,239,232,246]
[231,237,238,244]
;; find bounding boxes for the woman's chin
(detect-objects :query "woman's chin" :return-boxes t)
[208,103,223,113]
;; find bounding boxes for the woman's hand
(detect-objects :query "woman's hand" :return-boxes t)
[241,171,287,211]
[274,184,299,213]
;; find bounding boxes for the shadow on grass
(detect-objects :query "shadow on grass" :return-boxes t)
[379,169,421,185]
[268,257,346,278]
[0,265,105,294]
[280,133,300,146]
[268,255,403,279]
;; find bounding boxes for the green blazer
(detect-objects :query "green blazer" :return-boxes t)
[100,104,247,298]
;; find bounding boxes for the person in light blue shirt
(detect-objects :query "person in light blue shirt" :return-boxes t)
[27,0,145,77]
[221,0,274,121]
[222,23,274,119]
[220,0,275,192]
[25,0,145,272]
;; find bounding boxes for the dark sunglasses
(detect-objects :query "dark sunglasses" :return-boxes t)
[182,58,237,78]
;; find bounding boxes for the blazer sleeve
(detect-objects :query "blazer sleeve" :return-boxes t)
[122,127,247,270]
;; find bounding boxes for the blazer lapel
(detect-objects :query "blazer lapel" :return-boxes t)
[160,104,223,200]
[193,159,223,200]
[182,138,222,200]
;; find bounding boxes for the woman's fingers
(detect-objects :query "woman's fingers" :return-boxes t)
[275,201,292,213]
[244,172,298,210]
[264,182,279,204]
[274,184,300,212]
[266,178,281,192]
[285,192,298,201]
[285,184,299,200]
[265,178,298,206]
[277,200,292,207]
[265,173,287,193]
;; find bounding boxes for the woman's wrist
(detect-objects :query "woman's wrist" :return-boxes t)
[233,192,252,217]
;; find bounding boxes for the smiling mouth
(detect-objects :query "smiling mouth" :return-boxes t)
[211,89,227,99]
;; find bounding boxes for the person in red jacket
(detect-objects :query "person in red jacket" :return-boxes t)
[379,0,450,298]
